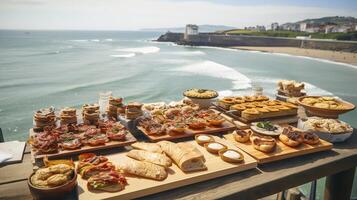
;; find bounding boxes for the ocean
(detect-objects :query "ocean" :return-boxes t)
[0,30,357,198]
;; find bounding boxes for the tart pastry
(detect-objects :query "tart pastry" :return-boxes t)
[250,132,276,153]
[158,141,207,172]
[302,132,320,145]
[205,114,225,126]
[204,142,227,154]
[195,134,214,145]
[233,129,251,143]
[279,127,303,147]
[219,149,244,163]
[127,149,172,168]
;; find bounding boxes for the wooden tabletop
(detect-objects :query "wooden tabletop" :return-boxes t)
[1,129,357,200]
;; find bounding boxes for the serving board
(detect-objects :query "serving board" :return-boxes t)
[138,120,236,142]
[224,131,333,164]
[77,136,257,200]
[212,102,298,125]
[29,129,137,159]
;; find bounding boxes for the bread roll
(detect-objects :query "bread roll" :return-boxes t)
[158,141,207,172]
[117,158,167,181]
[131,142,163,154]
[127,150,172,168]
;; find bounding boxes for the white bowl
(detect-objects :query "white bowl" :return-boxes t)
[297,118,353,143]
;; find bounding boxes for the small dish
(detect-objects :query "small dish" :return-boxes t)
[204,142,227,154]
[219,149,244,163]
[195,134,214,145]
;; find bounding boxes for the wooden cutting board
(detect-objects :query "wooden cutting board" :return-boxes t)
[77,136,257,200]
[138,121,236,142]
[29,129,137,159]
[224,132,333,164]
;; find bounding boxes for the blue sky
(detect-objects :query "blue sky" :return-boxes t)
[0,0,356,30]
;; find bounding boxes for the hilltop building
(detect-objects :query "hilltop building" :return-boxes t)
[184,24,199,40]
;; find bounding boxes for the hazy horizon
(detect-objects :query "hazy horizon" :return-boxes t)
[1,0,357,30]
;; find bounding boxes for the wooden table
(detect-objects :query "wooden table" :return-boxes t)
[1,130,356,200]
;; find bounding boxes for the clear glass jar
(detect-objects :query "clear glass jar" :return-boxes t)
[252,86,263,96]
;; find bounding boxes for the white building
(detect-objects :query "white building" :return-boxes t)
[256,25,266,31]
[184,24,199,40]
[271,23,279,31]
[300,23,307,32]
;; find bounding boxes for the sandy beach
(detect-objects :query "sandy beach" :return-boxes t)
[231,46,357,66]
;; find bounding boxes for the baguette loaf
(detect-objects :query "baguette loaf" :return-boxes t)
[131,142,163,154]
[158,141,207,172]
[117,158,167,181]
[127,150,172,168]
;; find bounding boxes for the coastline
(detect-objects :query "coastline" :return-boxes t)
[230,46,357,66]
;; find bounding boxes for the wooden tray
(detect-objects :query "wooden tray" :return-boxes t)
[29,129,137,159]
[212,102,298,124]
[77,136,257,200]
[224,131,333,164]
[137,121,236,142]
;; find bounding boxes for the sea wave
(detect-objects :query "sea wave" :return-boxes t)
[104,38,113,42]
[165,51,206,56]
[110,53,136,58]
[170,60,251,90]
[116,46,160,54]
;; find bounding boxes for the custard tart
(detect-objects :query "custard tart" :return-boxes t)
[204,142,227,154]
[219,149,244,163]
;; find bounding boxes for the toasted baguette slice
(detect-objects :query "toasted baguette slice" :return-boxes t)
[117,158,167,181]
[127,150,172,168]
[131,142,163,154]
[158,141,207,172]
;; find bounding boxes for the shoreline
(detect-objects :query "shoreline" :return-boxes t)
[230,46,357,66]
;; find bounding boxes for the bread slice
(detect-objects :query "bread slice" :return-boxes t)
[117,158,167,181]
[127,150,172,168]
[131,142,163,154]
[158,141,207,172]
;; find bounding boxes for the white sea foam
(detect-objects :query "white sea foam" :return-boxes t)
[166,51,206,56]
[104,38,113,42]
[116,46,160,54]
[90,39,100,42]
[69,39,88,42]
[170,60,251,90]
[110,53,136,58]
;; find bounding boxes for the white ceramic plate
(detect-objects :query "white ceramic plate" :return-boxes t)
[250,122,283,136]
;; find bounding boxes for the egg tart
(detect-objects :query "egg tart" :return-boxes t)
[204,142,227,154]
[195,134,214,145]
[219,149,244,163]
[233,129,251,143]
[230,104,246,112]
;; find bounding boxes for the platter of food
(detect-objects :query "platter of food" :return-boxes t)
[224,124,333,164]
[297,96,355,118]
[76,136,257,200]
[29,106,137,159]
[183,88,219,108]
[137,101,236,141]
[28,158,77,199]
[276,80,306,103]
[213,95,299,123]
[297,117,354,143]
